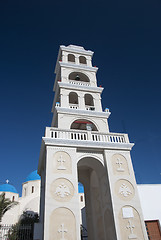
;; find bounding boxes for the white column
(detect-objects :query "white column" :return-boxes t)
[78,92,85,110]
[75,54,79,65]
[62,52,68,63]
[86,56,92,67]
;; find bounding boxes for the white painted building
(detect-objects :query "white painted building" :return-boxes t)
[0,170,40,225]
[1,172,161,239]
[1,177,161,226]
[1,45,161,239]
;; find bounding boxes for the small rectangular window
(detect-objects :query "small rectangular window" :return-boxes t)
[32,186,34,193]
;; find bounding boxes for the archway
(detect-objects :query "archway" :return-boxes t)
[69,72,90,82]
[71,119,98,131]
[77,157,116,240]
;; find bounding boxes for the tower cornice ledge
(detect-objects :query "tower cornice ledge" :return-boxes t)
[60,45,94,56]
[58,82,104,93]
[55,107,111,118]
[59,62,98,72]
[42,137,134,151]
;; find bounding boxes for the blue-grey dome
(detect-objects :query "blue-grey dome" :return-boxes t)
[78,182,84,193]
[24,170,41,183]
[0,183,18,194]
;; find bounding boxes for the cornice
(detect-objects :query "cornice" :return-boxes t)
[55,107,111,119]
[58,82,104,93]
[59,62,98,73]
[42,137,134,151]
[60,45,94,56]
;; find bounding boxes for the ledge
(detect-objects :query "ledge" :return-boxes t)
[55,107,111,118]
[58,82,103,93]
[59,62,98,73]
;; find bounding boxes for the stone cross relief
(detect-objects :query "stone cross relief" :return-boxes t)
[116,158,124,172]
[55,183,71,198]
[57,155,66,170]
[119,184,132,197]
[126,219,137,239]
[58,223,68,240]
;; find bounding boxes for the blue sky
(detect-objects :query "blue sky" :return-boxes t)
[0,0,161,194]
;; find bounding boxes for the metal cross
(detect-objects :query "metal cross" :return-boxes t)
[58,223,67,240]
[57,155,66,170]
[116,158,124,172]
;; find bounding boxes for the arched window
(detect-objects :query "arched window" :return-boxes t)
[32,186,34,193]
[69,92,78,104]
[12,196,15,202]
[71,119,98,131]
[69,72,89,82]
[84,94,94,110]
[68,54,75,63]
[79,56,87,64]
[69,92,79,109]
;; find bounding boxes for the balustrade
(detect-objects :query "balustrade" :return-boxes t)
[69,80,90,86]
[46,128,128,144]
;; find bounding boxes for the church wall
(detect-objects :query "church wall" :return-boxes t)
[137,184,161,224]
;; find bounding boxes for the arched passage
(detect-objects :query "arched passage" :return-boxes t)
[69,72,90,82]
[77,157,117,240]
[71,119,98,131]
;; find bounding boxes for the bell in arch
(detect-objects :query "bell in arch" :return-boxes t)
[75,74,80,81]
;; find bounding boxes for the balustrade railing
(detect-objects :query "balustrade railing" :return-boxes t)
[45,128,129,144]
[85,105,95,111]
[69,103,79,109]
[69,80,90,87]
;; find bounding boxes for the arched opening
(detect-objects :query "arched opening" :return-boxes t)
[69,92,78,109]
[69,72,90,83]
[84,94,95,110]
[77,157,117,240]
[79,56,87,64]
[71,119,98,131]
[68,54,75,63]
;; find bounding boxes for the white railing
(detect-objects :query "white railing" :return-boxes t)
[91,133,126,143]
[45,128,129,144]
[69,103,79,109]
[69,80,90,87]
[49,129,88,141]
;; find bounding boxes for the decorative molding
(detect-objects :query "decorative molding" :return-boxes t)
[55,106,111,119]
[115,180,135,201]
[43,137,134,151]
[50,178,74,202]
[58,82,103,93]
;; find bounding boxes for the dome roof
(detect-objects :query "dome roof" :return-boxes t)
[0,183,18,194]
[78,182,84,193]
[24,170,41,183]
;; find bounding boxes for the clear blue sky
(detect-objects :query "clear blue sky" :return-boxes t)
[0,0,161,194]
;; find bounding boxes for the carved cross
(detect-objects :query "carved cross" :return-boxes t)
[116,158,124,172]
[58,223,67,240]
[57,155,66,170]
[126,220,137,239]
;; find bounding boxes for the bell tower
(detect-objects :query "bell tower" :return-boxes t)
[38,45,148,240]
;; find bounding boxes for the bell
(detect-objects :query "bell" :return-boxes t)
[75,74,80,81]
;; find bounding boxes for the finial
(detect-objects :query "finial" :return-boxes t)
[6,179,9,184]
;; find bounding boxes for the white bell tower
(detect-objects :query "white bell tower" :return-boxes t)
[38,45,148,240]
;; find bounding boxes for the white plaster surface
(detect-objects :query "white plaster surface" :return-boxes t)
[137,184,161,224]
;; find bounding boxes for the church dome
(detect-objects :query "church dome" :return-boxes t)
[0,183,18,193]
[78,182,84,193]
[24,170,41,183]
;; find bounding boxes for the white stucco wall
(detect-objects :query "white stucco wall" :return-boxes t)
[137,184,161,224]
